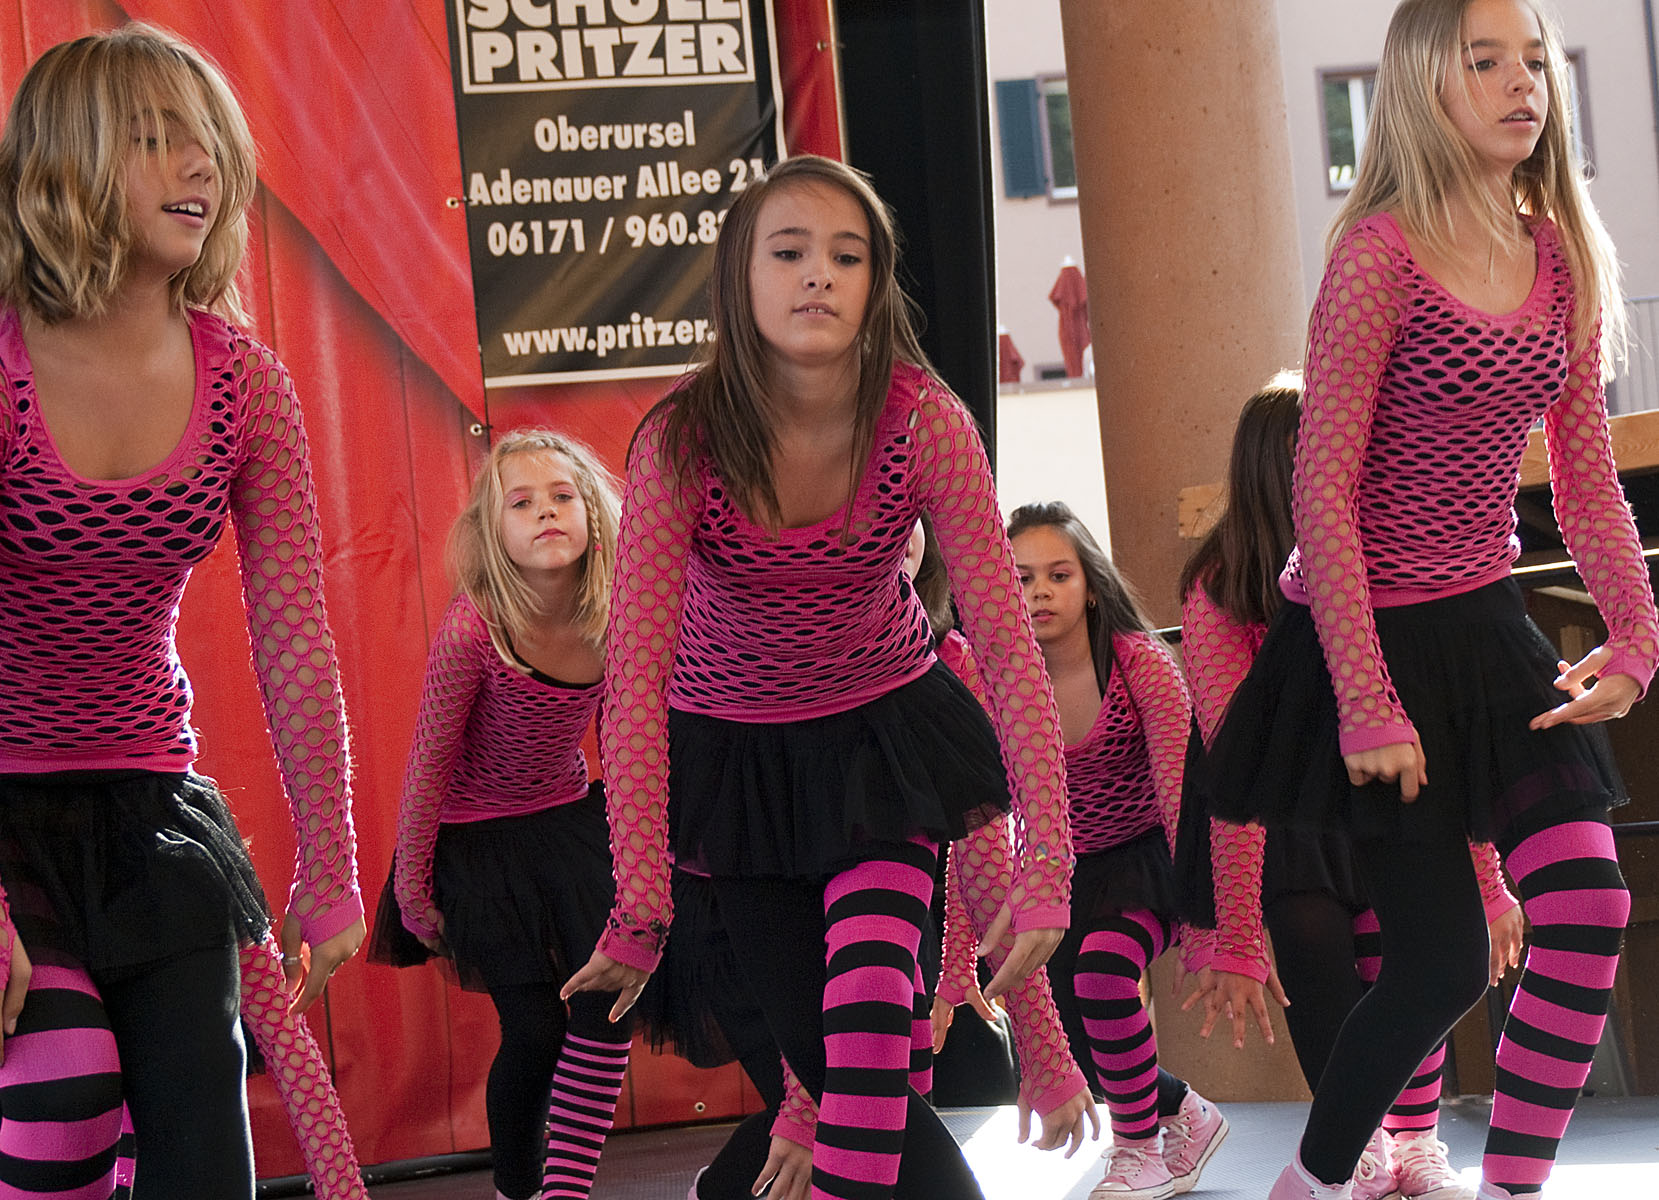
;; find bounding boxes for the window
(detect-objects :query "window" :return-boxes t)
[1320,68,1375,193]
[1318,51,1592,195]
[1038,76,1077,200]
[994,75,1077,201]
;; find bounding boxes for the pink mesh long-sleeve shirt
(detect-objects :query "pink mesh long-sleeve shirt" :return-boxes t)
[0,308,359,946]
[1067,633,1191,857]
[600,363,1071,970]
[1282,214,1659,756]
[391,592,599,940]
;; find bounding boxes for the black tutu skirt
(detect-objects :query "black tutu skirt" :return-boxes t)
[1193,578,1625,852]
[0,770,270,973]
[367,785,613,993]
[669,660,1011,878]
[634,868,756,1069]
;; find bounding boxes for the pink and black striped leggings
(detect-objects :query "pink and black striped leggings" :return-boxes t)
[1298,818,1627,1195]
[712,839,985,1200]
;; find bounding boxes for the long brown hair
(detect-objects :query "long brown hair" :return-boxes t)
[0,23,257,324]
[1008,501,1156,693]
[657,155,932,530]
[1178,374,1302,626]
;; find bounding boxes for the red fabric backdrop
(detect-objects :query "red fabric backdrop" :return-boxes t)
[0,0,841,1176]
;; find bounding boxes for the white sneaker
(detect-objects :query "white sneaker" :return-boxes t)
[1268,1153,1356,1199]
[1089,1141,1176,1200]
[1351,1128,1400,1200]
[1390,1131,1475,1200]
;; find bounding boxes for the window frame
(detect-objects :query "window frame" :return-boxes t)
[1035,73,1078,203]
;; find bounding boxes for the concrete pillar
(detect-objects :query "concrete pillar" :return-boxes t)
[1059,0,1313,1105]
[1059,0,1307,627]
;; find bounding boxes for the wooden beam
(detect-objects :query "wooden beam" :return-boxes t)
[1520,407,1659,487]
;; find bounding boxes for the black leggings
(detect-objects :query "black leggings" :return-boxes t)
[484,983,631,1199]
[1298,833,1489,1183]
[712,857,986,1200]
[102,941,251,1199]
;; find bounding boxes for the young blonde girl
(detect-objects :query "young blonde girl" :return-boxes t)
[1193,2,1657,1197]
[564,154,1088,1200]
[0,25,362,1198]
[370,430,630,1200]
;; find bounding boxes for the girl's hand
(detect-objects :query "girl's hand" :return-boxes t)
[751,1134,811,1199]
[416,908,450,957]
[978,904,1062,1000]
[1344,738,1427,801]
[1488,903,1525,986]
[282,913,367,1015]
[1530,650,1640,729]
[560,947,651,1023]
[0,932,31,1065]
[1187,967,1289,1050]
[930,985,1000,1053]
[1018,1085,1100,1157]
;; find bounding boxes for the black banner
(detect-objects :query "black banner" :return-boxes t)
[446,1,785,386]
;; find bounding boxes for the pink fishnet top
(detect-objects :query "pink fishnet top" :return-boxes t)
[1066,633,1190,857]
[392,592,598,940]
[0,308,360,946]
[1283,214,1659,755]
[600,364,1071,970]
[1183,581,1516,982]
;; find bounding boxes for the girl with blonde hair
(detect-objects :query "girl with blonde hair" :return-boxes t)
[0,23,363,1198]
[1193,2,1656,1197]
[370,429,631,1200]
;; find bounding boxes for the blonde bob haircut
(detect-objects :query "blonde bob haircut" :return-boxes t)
[657,154,933,531]
[448,429,622,665]
[1330,0,1622,365]
[0,23,257,325]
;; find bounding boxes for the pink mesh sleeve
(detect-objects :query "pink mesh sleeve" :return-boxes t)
[952,817,1089,1116]
[1117,634,1191,852]
[938,840,978,1008]
[598,413,693,970]
[239,935,368,1200]
[771,1059,819,1148]
[1296,226,1417,756]
[912,385,1071,930]
[1179,586,1269,980]
[392,600,489,940]
[0,879,13,995]
[1470,841,1517,924]
[1542,317,1659,693]
[227,343,361,946]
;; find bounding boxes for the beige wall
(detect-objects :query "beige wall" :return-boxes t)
[984,0,1086,380]
[1275,0,1659,306]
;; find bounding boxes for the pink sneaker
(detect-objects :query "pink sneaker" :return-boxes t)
[1390,1132,1475,1200]
[1268,1152,1356,1200]
[1351,1129,1400,1200]
[1088,1141,1176,1200]
[1157,1088,1228,1195]
[1474,1185,1520,1200]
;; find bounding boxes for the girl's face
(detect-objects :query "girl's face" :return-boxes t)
[747,181,872,373]
[1440,0,1549,177]
[124,113,220,281]
[498,451,590,577]
[1012,524,1091,648]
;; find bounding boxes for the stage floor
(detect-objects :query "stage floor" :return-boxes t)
[361,1096,1659,1199]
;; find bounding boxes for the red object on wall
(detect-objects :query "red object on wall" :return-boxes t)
[998,332,1025,384]
[1049,262,1091,378]
[1,0,842,1178]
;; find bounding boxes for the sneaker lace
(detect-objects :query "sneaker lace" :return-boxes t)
[1100,1142,1157,1183]
[1393,1135,1455,1181]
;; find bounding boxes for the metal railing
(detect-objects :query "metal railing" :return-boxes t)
[1610,294,1659,416]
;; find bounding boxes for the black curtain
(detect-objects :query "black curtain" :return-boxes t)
[835,0,998,458]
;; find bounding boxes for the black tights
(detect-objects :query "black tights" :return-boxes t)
[1263,891,1369,1094]
[485,982,629,1199]
[1297,833,1489,1185]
